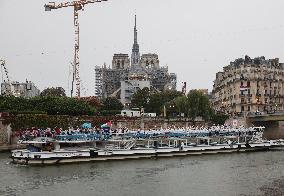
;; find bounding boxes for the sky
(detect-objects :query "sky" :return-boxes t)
[1,0,284,96]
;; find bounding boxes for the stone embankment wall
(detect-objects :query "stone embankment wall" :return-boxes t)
[0,119,8,145]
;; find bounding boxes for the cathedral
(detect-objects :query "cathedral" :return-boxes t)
[95,15,177,105]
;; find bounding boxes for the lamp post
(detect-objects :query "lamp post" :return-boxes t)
[256,97,260,114]
[140,107,144,130]
[171,105,175,118]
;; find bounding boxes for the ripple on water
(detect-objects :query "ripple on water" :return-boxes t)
[259,177,284,196]
[0,150,284,196]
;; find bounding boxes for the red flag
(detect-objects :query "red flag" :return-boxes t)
[106,121,112,127]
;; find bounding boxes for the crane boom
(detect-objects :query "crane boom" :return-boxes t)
[0,59,14,96]
[0,59,10,83]
[44,0,108,97]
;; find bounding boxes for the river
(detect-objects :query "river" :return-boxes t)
[1,149,284,196]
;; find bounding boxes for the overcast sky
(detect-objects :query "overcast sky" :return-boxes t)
[1,0,284,96]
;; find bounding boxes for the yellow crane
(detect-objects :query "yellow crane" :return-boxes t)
[44,0,108,97]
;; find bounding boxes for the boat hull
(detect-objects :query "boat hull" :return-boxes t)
[11,144,272,166]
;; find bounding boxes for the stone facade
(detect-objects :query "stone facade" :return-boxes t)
[212,56,284,116]
[95,15,177,100]
[121,79,151,105]
[140,54,159,69]
[112,54,130,70]
[1,80,40,98]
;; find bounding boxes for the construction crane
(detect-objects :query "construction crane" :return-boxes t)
[44,0,108,97]
[0,59,14,96]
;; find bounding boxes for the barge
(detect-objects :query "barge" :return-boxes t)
[11,126,284,165]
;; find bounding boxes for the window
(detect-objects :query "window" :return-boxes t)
[248,106,251,111]
[247,81,250,87]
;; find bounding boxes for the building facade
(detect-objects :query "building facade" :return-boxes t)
[211,56,284,115]
[95,15,177,101]
[1,80,40,98]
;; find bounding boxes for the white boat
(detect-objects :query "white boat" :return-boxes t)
[11,126,284,165]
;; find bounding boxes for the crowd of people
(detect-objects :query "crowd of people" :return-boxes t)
[15,124,263,142]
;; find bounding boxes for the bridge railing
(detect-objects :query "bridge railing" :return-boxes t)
[247,110,284,118]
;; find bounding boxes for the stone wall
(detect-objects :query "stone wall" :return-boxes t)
[0,119,8,144]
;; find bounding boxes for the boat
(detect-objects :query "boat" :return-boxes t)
[10,126,284,165]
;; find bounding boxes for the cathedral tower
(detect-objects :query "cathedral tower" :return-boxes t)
[131,15,140,66]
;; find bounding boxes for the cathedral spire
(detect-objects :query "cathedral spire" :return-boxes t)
[131,15,140,66]
[134,15,137,43]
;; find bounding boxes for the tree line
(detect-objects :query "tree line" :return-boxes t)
[0,86,228,124]
[130,88,228,124]
[0,96,96,116]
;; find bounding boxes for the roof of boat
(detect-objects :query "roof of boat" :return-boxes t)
[196,137,213,139]
[20,137,54,144]
[223,136,238,139]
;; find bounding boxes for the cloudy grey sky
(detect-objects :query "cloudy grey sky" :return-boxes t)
[1,0,284,96]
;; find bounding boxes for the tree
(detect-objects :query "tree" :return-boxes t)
[147,90,183,115]
[40,87,66,97]
[210,112,229,125]
[101,97,123,111]
[0,95,96,116]
[131,87,150,109]
[78,96,102,108]
[174,96,188,117]
[187,90,211,123]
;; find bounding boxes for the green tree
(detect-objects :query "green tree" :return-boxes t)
[210,112,229,125]
[101,97,123,111]
[147,90,183,115]
[0,95,96,116]
[173,96,188,117]
[40,87,66,97]
[187,90,211,123]
[131,87,150,109]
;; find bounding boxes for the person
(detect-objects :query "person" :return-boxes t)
[180,142,184,151]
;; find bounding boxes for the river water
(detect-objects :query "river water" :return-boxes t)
[1,130,284,196]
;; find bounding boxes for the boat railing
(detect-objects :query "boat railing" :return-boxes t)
[124,140,136,149]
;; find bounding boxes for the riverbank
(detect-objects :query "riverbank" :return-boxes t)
[0,144,25,153]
